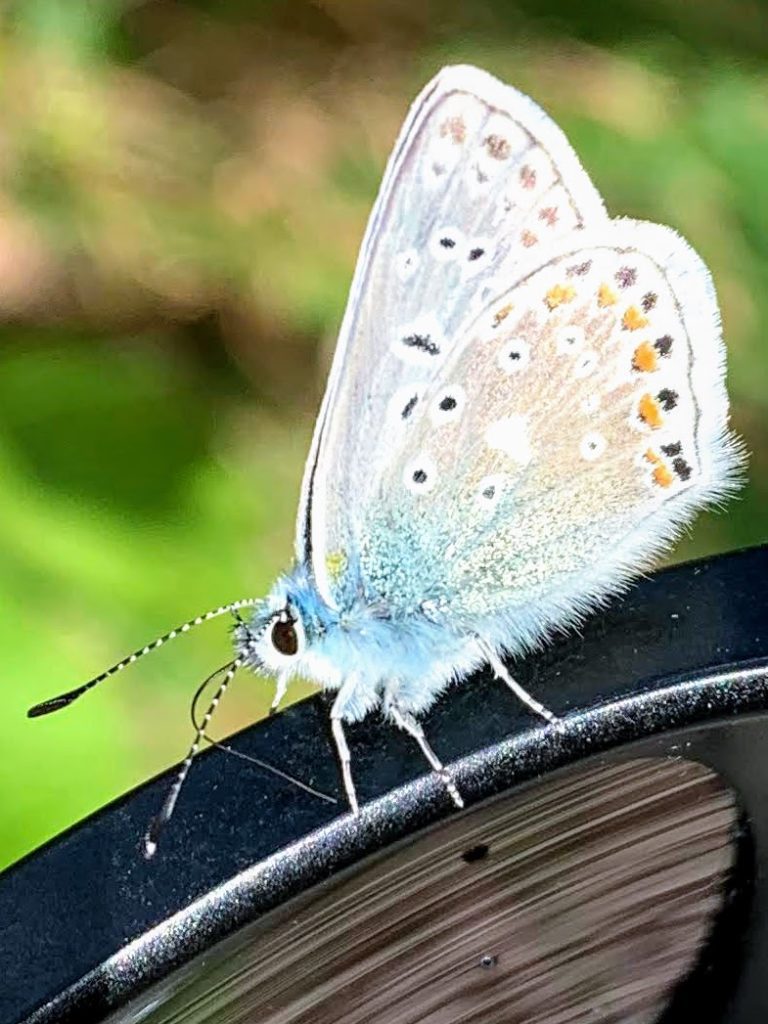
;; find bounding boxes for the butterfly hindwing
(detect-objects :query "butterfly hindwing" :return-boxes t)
[298,65,608,606]
[358,221,740,642]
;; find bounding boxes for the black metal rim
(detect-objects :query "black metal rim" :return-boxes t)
[3,544,768,1024]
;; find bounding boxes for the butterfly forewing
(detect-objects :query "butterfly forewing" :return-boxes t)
[359,221,739,636]
[299,65,607,606]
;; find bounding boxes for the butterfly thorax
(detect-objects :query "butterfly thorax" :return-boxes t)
[234,563,482,720]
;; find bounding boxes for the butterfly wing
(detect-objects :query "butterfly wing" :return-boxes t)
[297,65,608,607]
[358,220,742,649]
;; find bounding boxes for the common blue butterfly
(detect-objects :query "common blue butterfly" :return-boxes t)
[30,66,744,856]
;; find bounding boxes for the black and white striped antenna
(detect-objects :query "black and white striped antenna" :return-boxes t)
[143,657,242,859]
[27,599,262,718]
[25,598,339,856]
[141,657,336,858]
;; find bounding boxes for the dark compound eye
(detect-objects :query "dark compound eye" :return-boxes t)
[271,617,298,656]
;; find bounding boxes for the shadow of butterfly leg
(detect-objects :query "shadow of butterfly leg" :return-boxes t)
[386,699,464,809]
[477,638,564,731]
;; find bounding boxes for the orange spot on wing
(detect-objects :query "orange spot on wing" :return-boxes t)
[492,303,513,328]
[521,230,538,248]
[638,393,663,429]
[597,283,617,307]
[545,283,576,310]
[623,306,649,331]
[632,341,659,372]
[644,446,673,486]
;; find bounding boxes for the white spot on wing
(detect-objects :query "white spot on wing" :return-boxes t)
[392,313,445,366]
[403,453,438,494]
[423,95,483,187]
[582,394,601,414]
[579,431,607,461]
[429,226,465,263]
[468,116,527,199]
[485,415,533,465]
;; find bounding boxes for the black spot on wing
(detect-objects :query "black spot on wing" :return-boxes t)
[657,388,678,411]
[401,333,440,356]
[401,395,418,419]
[654,335,673,357]
[672,456,693,481]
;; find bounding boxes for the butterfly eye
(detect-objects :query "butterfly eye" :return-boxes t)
[271,617,299,656]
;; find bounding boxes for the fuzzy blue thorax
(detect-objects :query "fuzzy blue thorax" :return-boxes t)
[234,563,482,721]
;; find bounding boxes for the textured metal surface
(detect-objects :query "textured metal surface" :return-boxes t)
[1,545,767,1023]
[106,758,739,1024]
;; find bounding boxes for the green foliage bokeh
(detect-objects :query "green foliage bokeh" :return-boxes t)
[1,0,766,869]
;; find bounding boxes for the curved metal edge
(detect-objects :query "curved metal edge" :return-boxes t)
[25,660,768,1024]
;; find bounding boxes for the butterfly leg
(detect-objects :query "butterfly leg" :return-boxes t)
[387,702,464,809]
[330,684,360,815]
[269,671,289,715]
[480,641,562,730]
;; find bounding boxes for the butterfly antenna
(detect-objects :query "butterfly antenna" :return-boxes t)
[27,599,261,718]
[144,657,242,859]
[189,668,337,806]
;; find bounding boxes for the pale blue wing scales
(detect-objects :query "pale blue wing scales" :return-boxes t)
[297,65,608,606]
[359,221,742,650]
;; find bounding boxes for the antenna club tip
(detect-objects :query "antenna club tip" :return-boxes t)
[27,690,84,717]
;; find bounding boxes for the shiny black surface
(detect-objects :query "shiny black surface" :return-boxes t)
[2,545,768,1024]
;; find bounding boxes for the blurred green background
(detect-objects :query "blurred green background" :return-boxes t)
[1,0,766,870]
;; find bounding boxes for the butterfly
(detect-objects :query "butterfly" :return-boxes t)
[30,65,744,856]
